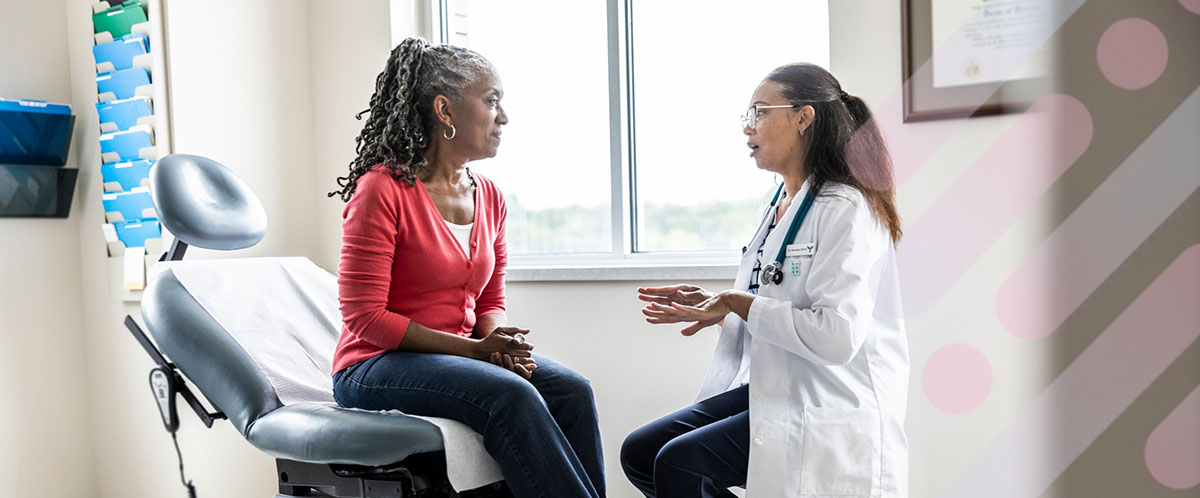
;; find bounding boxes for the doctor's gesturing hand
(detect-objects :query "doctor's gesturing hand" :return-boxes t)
[638,286,756,336]
[636,284,713,307]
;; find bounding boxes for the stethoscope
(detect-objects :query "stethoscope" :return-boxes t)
[754,180,822,286]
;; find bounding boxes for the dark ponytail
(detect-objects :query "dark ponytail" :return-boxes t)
[329,37,492,201]
[766,64,902,244]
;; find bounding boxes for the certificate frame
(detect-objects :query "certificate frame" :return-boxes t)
[900,0,1049,122]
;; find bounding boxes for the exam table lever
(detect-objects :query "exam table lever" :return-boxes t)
[124,314,227,430]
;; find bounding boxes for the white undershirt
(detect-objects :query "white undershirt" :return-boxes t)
[445,220,473,258]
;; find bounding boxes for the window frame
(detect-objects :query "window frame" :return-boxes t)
[418,0,754,281]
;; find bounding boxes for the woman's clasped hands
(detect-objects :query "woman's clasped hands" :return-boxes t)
[474,326,537,379]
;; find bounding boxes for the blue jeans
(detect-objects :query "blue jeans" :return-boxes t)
[620,384,749,498]
[332,351,605,498]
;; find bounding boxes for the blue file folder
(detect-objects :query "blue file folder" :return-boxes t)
[0,99,76,166]
[101,159,153,192]
[102,187,155,222]
[96,96,152,132]
[96,68,150,102]
[99,127,153,162]
[93,33,149,73]
[112,219,161,248]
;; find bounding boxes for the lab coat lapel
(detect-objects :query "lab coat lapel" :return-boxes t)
[697,201,775,401]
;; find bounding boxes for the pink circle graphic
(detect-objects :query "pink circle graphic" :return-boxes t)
[1181,0,1200,15]
[923,344,992,414]
[1145,387,1200,489]
[1097,18,1169,90]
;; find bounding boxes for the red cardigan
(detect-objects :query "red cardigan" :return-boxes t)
[332,166,507,374]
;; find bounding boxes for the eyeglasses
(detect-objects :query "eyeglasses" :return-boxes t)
[741,104,800,129]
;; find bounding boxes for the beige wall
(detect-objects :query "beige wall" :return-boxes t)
[0,1,92,497]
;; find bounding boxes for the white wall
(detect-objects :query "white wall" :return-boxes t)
[828,3,1031,496]
[0,1,1015,497]
[0,1,92,497]
[165,1,320,260]
[61,0,331,496]
[6,1,1189,498]
[309,0,394,272]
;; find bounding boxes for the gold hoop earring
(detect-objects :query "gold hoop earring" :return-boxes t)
[443,125,456,140]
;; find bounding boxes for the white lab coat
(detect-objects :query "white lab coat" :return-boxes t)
[697,179,909,498]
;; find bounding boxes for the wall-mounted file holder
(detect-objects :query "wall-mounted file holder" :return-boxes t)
[93,0,131,11]
[101,159,152,192]
[0,164,79,218]
[96,96,153,133]
[102,186,156,222]
[94,0,170,301]
[92,0,148,43]
[93,33,150,73]
[103,221,166,297]
[96,68,152,102]
[99,125,155,163]
[0,99,76,165]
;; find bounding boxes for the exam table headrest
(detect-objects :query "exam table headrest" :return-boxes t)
[150,154,267,250]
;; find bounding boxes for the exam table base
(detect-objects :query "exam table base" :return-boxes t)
[274,457,511,498]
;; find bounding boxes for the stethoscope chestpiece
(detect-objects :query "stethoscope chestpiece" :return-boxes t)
[760,261,784,286]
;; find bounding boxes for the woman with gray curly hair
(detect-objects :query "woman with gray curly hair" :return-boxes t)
[329,38,605,498]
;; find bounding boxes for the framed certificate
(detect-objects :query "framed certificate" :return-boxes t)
[901,0,1056,122]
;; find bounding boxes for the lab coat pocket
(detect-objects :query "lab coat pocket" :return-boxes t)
[784,255,814,280]
[799,406,881,496]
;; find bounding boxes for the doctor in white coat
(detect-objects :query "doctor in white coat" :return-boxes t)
[620,63,909,498]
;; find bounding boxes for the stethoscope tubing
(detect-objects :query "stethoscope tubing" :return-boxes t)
[754,180,823,286]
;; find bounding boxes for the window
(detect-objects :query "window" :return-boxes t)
[629,1,830,253]
[422,0,830,272]
[442,1,614,255]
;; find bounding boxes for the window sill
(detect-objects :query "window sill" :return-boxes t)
[506,263,738,282]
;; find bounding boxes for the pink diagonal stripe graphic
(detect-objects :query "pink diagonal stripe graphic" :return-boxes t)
[998,87,1200,339]
[898,94,1092,317]
[940,244,1200,498]
[1145,384,1200,490]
